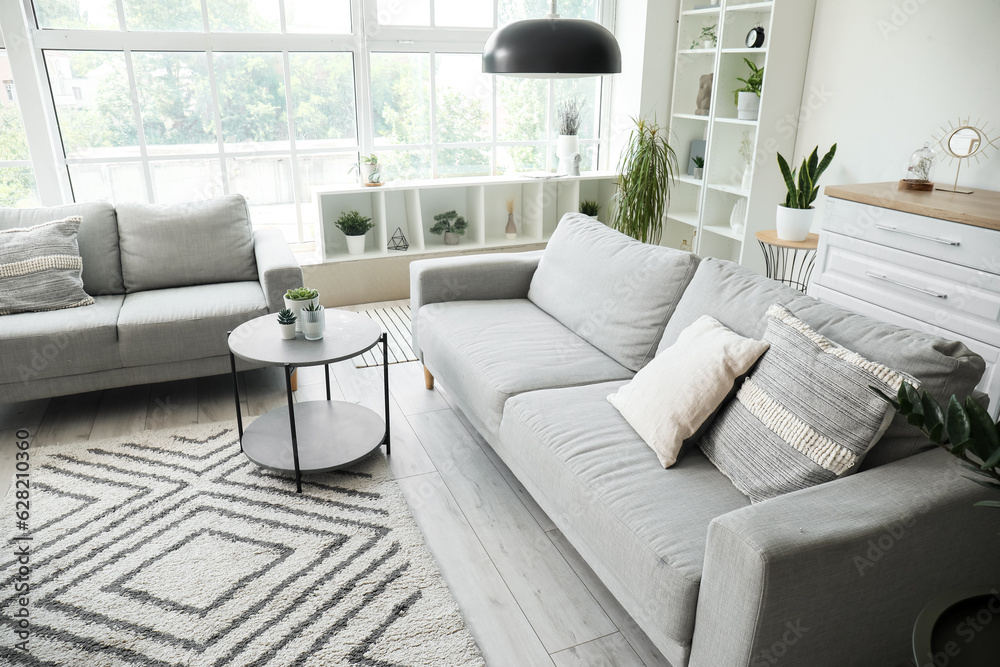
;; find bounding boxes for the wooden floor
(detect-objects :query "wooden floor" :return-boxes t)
[0,353,670,666]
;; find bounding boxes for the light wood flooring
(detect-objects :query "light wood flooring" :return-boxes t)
[0,346,670,666]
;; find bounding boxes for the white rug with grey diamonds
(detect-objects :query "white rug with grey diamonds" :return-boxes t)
[0,422,483,666]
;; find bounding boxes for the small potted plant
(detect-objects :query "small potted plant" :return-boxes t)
[556,98,584,175]
[277,309,297,340]
[335,209,374,255]
[692,156,705,180]
[283,287,319,332]
[580,200,601,219]
[775,143,836,241]
[430,210,468,246]
[350,153,380,185]
[691,25,716,50]
[733,58,764,120]
[301,302,325,341]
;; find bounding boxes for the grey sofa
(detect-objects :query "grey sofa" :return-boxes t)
[410,214,1000,667]
[0,195,302,403]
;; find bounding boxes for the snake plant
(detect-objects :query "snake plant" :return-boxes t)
[776,143,837,209]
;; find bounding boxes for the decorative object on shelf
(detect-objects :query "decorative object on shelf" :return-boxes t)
[335,209,374,255]
[350,153,380,186]
[430,210,468,246]
[932,117,997,194]
[388,227,409,251]
[733,58,764,121]
[899,142,936,191]
[695,73,713,116]
[482,0,621,77]
[739,131,754,191]
[679,230,696,253]
[754,229,818,292]
[364,172,383,188]
[692,156,705,180]
[691,25,717,50]
[580,199,601,218]
[277,308,297,340]
[688,139,706,176]
[611,117,677,245]
[775,143,837,241]
[301,302,325,341]
[730,198,747,235]
[504,198,517,239]
[745,25,765,48]
[283,287,319,332]
[557,98,583,176]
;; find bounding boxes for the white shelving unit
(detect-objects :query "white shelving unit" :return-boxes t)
[313,173,618,263]
[664,0,818,274]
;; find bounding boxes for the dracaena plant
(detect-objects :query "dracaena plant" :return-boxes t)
[776,143,837,209]
[872,381,1000,509]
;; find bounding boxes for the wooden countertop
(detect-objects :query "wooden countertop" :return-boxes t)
[824,182,1000,232]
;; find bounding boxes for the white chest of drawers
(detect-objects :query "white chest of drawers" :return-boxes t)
[809,182,1000,417]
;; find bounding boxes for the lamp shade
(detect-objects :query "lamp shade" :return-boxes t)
[482,18,621,77]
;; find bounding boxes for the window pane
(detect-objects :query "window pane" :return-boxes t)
[496,145,544,174]
[69,162,147,204]
[435,54,490,144]
[209,0,280,32]
[290,53,357,149]
[553,77,600,139]
[132,52,215,155]
[298,153,358,242]
[0,57,30,162]
[437,146,490,178]
[226,155,297,240]
[370,53,430,146]
[34,0,119,29]
[123,0,202,31]
[379,149,430,181]
[434,0,492,27]
[45,51,139,158]
[499,0,597,24]
[214,53,288,149]
[0,168,39,207]
[150,158,224,203]
[497,77,546,142]
[376,0,430,26]
[286,0,351,33]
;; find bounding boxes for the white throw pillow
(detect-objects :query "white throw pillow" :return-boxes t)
[607,315,770,468]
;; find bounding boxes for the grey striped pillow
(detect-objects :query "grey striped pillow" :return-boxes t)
[0,216,95,316]
[700,304,914,503]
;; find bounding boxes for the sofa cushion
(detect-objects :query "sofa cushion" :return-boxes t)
[661,258,986,468]
[498,381,750,664]
[0,201,123,295]
[117,282,268,367]
[527,214,699,371]
[116,195,258,293]
[418,299,634,437]
[0,295,123,384]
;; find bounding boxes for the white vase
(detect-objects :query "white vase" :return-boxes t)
[302,306,325,341]
[345,234,366,255]
[283,296,318,332]
[737,92,760,121]
[730,199,748,235]
[279,322,297,340]
[741,164,753,191]
[556,134,580,175]
[775,205,816,242]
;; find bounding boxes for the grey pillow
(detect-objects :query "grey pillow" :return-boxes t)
[700,304,914,503]
[0,217,95,315]
[527,213,700,371]
[116,194,257,293]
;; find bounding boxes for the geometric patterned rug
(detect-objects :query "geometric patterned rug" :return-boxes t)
[351,304,419,369]
[0,422,483,666]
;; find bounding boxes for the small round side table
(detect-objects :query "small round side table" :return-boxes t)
[754,230,819,292]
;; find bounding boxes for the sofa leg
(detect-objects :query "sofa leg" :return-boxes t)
[423,366,434,390]
[290,368,297,392]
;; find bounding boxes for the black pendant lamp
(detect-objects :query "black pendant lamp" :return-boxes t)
[482,0,621,78]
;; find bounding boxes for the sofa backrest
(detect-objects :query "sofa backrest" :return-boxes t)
[663,258,986,468]
[0,201,123,296]
[116,194,258,292]
[527,214,700,371]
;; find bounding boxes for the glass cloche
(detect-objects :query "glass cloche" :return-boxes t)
[905,143,936,182]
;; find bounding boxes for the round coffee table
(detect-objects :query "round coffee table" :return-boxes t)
[227,309,390,493]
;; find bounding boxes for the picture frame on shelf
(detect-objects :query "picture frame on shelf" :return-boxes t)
[688,140,707,176]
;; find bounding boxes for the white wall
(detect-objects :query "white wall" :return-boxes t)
[794,0,1000,199]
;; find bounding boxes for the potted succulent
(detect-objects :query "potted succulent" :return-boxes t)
[580,200,601,219]
[556,98,584,175]
[277,309,297,340]
[691,25,717,50]
[335,209,374,255]
[430,210,468,246]
[610,116,678,245]
[283,287,319,332]
[301,302,325,341]
[692,156,705,180]
[350,153,380,185]
[733,58,763,120]
[775,143,836,241]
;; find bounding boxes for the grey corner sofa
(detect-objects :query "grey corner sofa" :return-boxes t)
[410,213,1000,667]
[0,194,302,404]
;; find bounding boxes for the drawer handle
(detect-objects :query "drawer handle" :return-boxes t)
[874,224,960,246]
[865,271,948,299]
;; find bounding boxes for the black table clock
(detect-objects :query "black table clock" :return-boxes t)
[746,26,765,48]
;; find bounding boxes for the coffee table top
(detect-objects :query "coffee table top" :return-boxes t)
[229,309,381,367]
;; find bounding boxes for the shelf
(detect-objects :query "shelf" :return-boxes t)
[725,1,772,12]
[708,183,749,197]
[676,175,705,187]
[678,48,717,55]
[714,117,758,126]
[720,47,768,54]
[702,224,744,241]
[673,113,710,122]
[667,210,700,227]
[681,6,721,16]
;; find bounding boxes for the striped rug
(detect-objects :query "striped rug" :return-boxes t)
[350,301,419,369]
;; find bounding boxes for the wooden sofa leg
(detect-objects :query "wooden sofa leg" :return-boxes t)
[423,366,435,390]
[290,368,297,392]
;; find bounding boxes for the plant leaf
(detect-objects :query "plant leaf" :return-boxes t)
[946,395,971,445]
[815,143,837,181]
[776,153,797,205]
[965,396,1000,462]
[928,423,944,444]
[920,390,944,432]
[967,477,1000,492]
[903,383,924,427]
[974,500,1000,508]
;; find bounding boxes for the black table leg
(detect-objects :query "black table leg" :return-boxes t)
[382,332,390,455]
[284,363,302,493]
[325,364,331,401]
[227,334,243,449]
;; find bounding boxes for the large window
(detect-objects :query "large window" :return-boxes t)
[0,50,39,207]
[7,0,610,245]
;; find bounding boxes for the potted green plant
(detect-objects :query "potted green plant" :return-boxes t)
[775,143,836,241]
[283,287,319,332]
[277,308,297,340]
[301,302,325,341]
[692,156,705,180]
[350,153,380,185]
[557,98,584,175]
[691,25,717,50]
[335,209,374,255]
[430,210,468,246]
[733,58,764,120]
[580,200,601,218]
[610,117,678,245]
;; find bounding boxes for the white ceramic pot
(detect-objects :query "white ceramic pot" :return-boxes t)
[444,231,459,246]
[302,306,325,341]
[345,234,367,255]
[737,91,760,121]
[556,134,580,175]
[741,164,753,191]
[279,322,297,340]
[360,163,378,184]
[775,205,816,242]
[693,167,704,180]
[283,296,318,332]
[703,40,714,50]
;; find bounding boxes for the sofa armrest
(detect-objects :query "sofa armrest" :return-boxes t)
[690,448,1000,667]
[253,228,303,313]
[410,251,543,359]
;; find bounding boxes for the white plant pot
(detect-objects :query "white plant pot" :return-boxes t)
[556,134,581,175]
[284,296,318,332]
[345,234,367,255]
[360,163,378,184]
[279,322,297,340]
[737,92,760,121]
[443,231,459,246]
[703,40,714,50]
[693,167,704,180]
[302,306,325,341]
[775,205,816,242]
